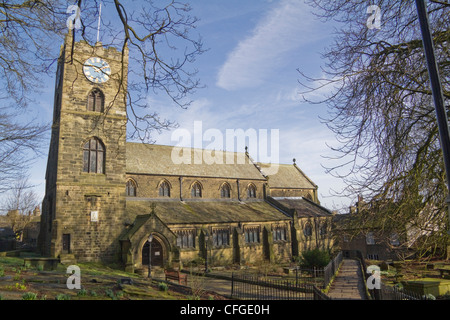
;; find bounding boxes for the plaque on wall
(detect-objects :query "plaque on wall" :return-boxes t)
[91,211,99,222]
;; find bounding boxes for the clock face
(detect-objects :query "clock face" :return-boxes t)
[83,57,111,83]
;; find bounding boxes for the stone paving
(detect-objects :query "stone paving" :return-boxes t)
[327,259,367,300]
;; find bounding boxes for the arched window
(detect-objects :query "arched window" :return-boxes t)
[87,89,104,112]
[126,179,137,197]
[159,181,170,197]
[303,222,312,237]
[220,183,231,198]
[319,222,328,238]
[83,138,105,173]
[247,184,256,198]
[191,182,202,198]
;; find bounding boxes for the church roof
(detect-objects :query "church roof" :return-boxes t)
[125,199,291,225]
[258,163,317,189]
[270,197,332,218]
[126,143,266,180]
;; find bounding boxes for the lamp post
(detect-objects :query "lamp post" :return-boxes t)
[148,234,153,279]
[204,232,209,274]
[415,0,450,234]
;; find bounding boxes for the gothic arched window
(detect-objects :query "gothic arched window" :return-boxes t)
[191,182,202,198]
[159,181,170,197]
[87,89,104,112]
[319,222,328,238]
[220,183,231,198]
[247,184,256,198]
[126,179,137,197]
[303,222,312,238]
[83,137,105,174]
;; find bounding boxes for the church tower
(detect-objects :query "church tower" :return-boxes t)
[38,32,129,263]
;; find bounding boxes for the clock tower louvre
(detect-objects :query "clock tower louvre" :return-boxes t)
[38,32,129,263]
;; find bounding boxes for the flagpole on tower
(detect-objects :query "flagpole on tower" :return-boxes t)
[96,2,102,43]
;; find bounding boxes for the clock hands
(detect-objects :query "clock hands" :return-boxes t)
[83,57,110,83]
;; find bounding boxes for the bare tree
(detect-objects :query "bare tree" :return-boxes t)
[3,176,40,241]
[300,0,450,258]
[0,109,48,192]
[0,0,68,106]
[0,0,205,186]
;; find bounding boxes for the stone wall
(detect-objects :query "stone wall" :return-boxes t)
[127,174,266,201]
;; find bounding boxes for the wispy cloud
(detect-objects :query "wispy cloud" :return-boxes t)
[216,0,321,91]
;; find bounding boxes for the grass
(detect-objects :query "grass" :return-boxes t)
[0,256,24,268]
[0,254,229,300]
[0,255,190,300]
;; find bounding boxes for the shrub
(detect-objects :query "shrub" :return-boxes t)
[15,282,27,291]
[22,292,37,300]
[77,289,87,296]
[105,289,118,300]
[55,294,71,300]
[158,282,169,292]
[299,249,331,268]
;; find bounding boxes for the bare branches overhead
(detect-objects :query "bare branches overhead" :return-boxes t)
[0,0,205,187]
[301,0,449,257]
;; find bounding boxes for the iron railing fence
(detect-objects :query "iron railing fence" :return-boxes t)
[288,251,344,289]
[230,273,330,300]
[375,282,428,300]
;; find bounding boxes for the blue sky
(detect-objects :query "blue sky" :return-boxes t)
[27,0,353,211]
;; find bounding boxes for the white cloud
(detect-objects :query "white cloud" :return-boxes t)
[216,0,320,91]
[276,124,351,209]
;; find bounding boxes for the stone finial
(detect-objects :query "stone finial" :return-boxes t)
[293,158,296,165]
[150,202,156,214]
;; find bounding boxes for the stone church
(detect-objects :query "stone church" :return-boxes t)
[37,33,334,272]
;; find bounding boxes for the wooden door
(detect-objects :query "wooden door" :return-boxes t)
[62,234,71,254]
[142,239,163,267]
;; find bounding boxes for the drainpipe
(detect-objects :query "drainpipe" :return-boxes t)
[179,177,183,201]
[236,179,241,201]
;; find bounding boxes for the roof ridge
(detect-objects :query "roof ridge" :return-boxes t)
[126,141,249,155]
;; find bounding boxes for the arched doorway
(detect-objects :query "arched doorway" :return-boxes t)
[142,238,164,267]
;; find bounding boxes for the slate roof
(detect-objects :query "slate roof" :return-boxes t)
[126,143,265,180]
[126,199,292,225]
[258,163,317,189]
[270,197,333,218]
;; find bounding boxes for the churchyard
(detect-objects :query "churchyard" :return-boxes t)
[0,252,226,300]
